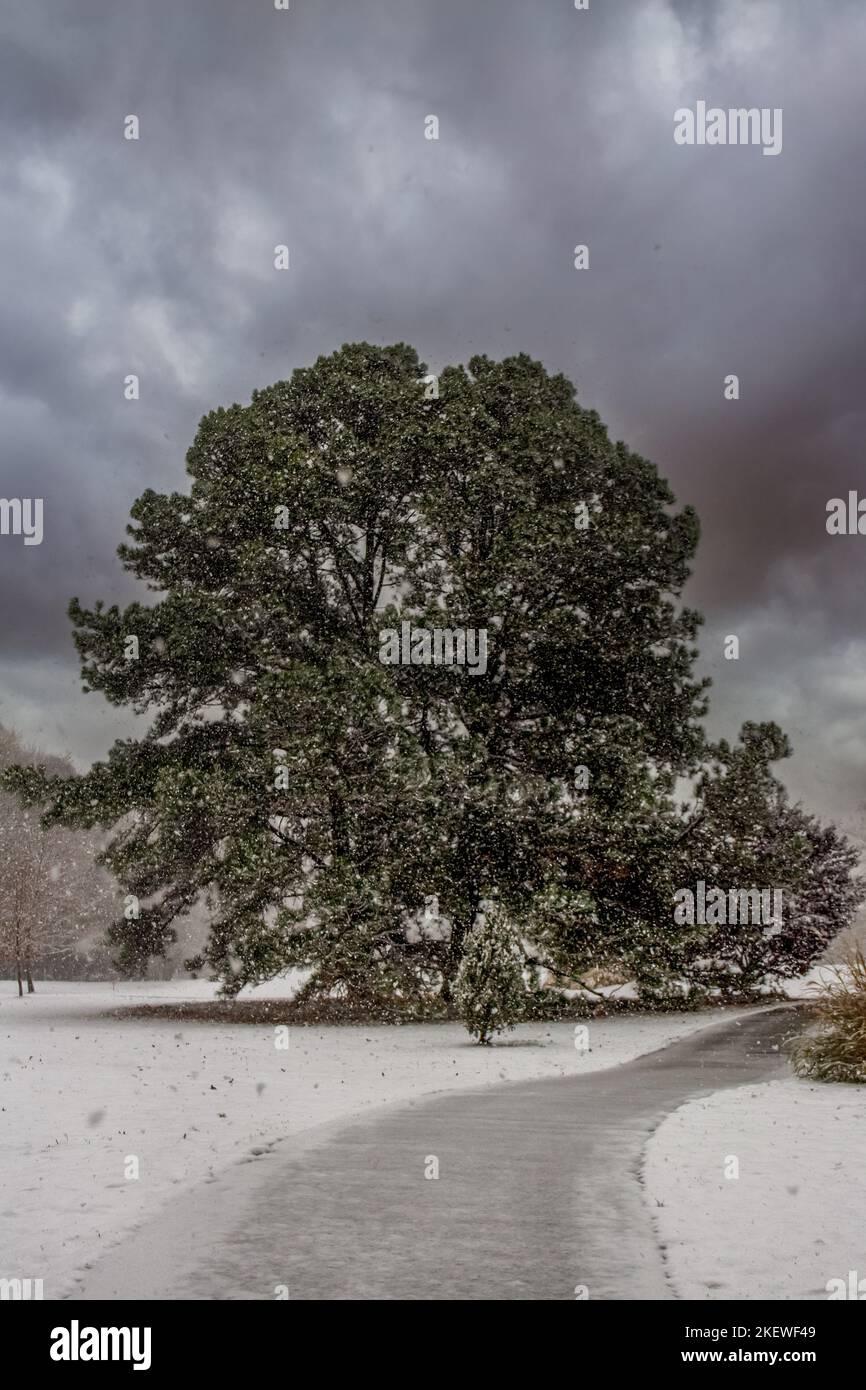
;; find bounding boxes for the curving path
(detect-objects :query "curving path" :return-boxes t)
[74,1005,802,1302]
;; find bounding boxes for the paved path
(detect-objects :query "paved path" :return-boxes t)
[75,1006,801,1301]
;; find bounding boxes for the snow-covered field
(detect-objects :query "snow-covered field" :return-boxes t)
[1,979,743,1299]
[643,1077,866,1300]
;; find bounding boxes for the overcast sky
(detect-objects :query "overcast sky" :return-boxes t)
[1,0,865,837]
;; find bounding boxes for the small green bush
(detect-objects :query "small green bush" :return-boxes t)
[454,906,526,1044]
[792,948,866,1083]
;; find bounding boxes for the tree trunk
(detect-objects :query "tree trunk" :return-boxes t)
[440,905,479,1002]
[14,921,24,996]
[442,922,468,996]
[328,791,349,857]
[26,968,35,994]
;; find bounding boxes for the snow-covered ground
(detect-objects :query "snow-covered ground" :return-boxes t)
[1,979,746,1299]
[643,1077,866,1300]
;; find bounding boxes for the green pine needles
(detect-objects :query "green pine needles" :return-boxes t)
[454,905,526,1044]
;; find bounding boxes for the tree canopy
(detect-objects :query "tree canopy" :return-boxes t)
[4,343,859,1005]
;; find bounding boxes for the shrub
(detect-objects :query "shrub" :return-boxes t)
[454,906,525,1044]
[792,948,866,1083]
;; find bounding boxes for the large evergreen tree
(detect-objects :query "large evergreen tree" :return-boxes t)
[1,342,793,1002]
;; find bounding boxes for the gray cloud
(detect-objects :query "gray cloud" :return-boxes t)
[1,0,865,835]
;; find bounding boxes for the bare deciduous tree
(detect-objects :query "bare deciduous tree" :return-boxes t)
[0,726,119,995]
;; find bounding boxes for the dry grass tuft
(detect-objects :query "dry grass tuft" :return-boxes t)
[792,948,866,1084]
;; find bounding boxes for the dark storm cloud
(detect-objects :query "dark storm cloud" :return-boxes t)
[1,0,865,832]
[0,36,83,130]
